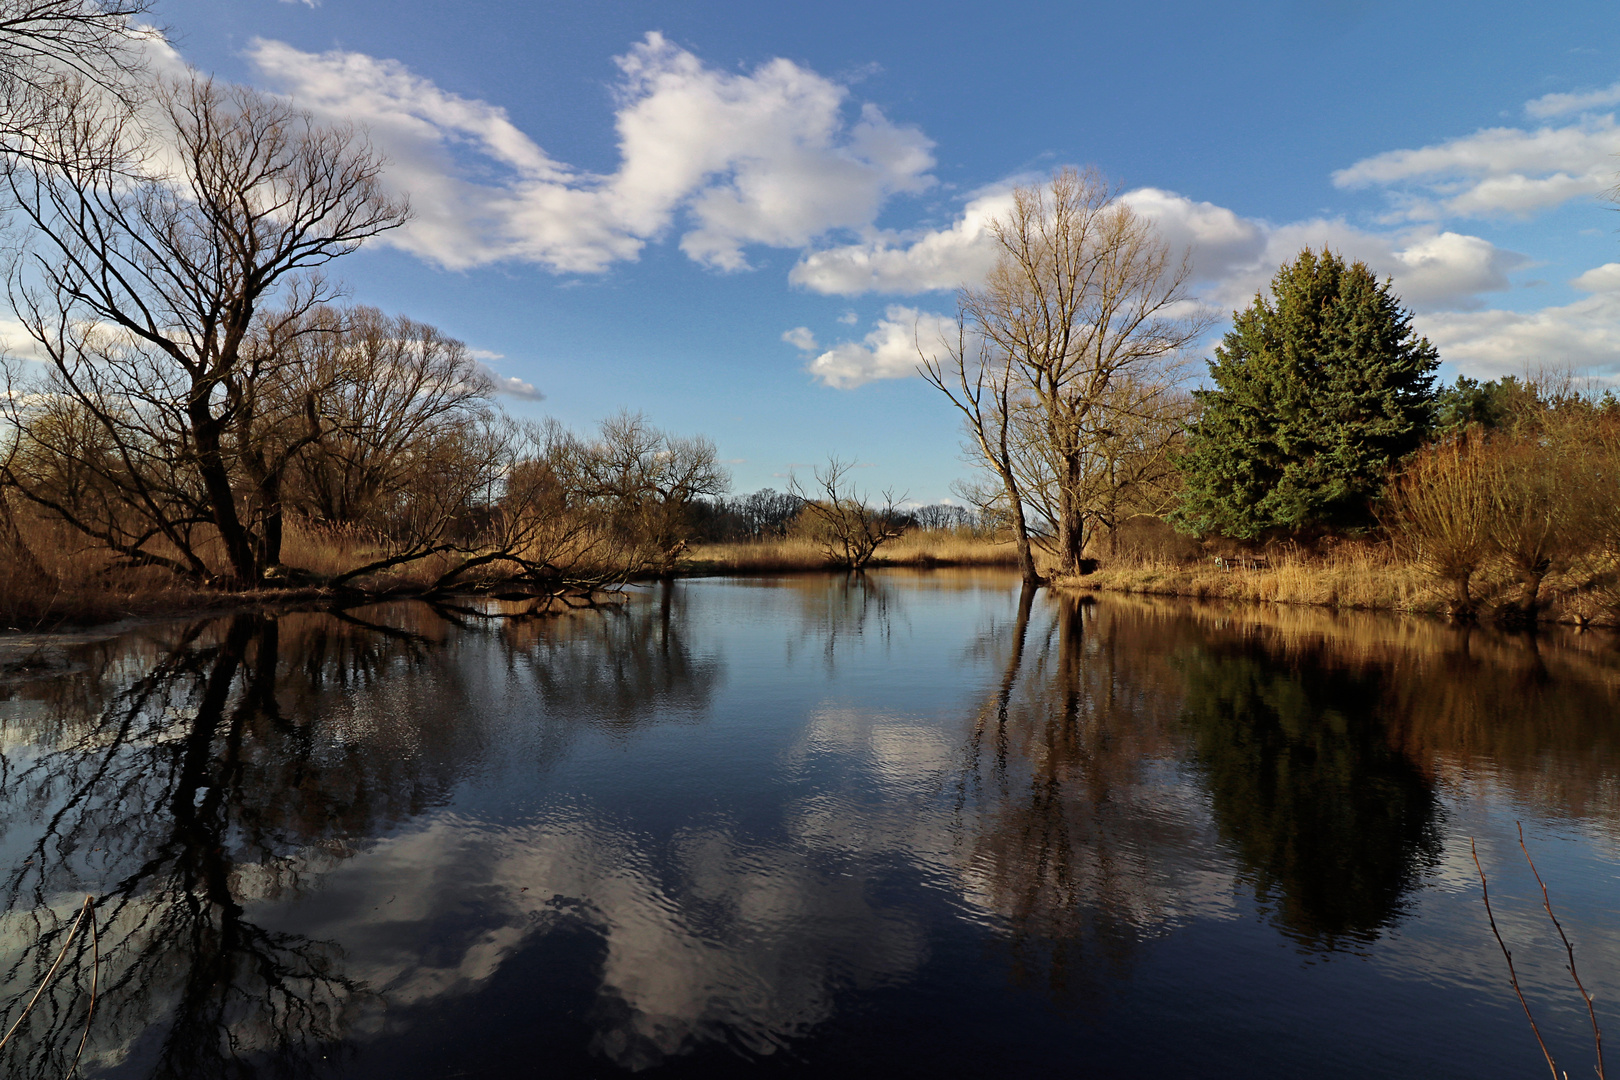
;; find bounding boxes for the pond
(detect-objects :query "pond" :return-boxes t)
[3,569,1620,1078]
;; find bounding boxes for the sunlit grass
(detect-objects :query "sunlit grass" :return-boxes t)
[680,530,1018,574]
[1065,543,1620,625]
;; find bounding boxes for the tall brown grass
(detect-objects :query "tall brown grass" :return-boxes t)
[1065,541,1620,626]
[0,507,207,629]
[680,530,1019,575]
[0,509,456,629]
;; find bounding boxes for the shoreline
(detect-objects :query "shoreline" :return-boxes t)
[1054,557,1618,629]
[0,545,1023,638]
[17,545,1612,640]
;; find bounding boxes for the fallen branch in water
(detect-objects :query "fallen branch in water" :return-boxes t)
[1474,836,1560,1079]
[0,895,95,1063]
[66,897,98,1079]
[1474,827,1607,1080]
[1518,822,1605,1080]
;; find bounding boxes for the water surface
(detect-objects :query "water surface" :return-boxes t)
[3,570,1620,1078]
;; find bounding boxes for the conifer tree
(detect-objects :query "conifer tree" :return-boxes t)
[1173,249,1439,537]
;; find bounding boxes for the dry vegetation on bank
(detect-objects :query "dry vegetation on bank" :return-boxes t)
[1059,542,1620,627]
[0,511,1020,630]
[679,531,1019,575]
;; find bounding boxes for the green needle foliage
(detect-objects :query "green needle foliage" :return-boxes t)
[1173,249,1440,538]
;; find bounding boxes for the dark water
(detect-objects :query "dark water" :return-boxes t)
[3,570,1620,1078]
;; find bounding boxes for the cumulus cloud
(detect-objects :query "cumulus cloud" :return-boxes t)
[781,326,818,351]
[1526,81,1620,119]
[1331,114,1620,220]
[1191,214,1526,312]
[1414,262,1620,381]
[245,33,934,273]
[792,181,1523,315]
[805,305,955,388]
[480,365,544,400]
[788,186,1011,295]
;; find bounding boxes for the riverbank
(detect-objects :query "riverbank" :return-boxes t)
[1057,547,1620,627]
[676,533,1017,575]
[0,528,1019,631]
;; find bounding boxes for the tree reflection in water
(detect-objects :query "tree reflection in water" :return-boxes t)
[955,590,1447,977]
[954,589,1200,999]
[0,597,720,1078]
[5,578,1620,1076]
[1174,636,1441,947]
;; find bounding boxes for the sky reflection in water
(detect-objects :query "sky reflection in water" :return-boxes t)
[3,571,1620,1078]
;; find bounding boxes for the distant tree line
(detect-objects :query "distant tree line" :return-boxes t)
[684,488,982,544]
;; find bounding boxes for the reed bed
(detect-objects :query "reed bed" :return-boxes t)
[0,513,436,630]
[679,531,1019,575]
[1065,543,1620,626]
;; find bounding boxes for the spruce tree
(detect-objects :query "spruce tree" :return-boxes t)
[1174,249,1439,537]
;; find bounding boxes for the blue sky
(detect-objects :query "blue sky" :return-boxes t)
[147,0,1620,501]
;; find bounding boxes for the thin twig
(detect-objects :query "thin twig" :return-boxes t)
[0,894,92,1056]
[64,894,97,1080]
[1475,836,1560,1080]
[1519,822,1605,1080]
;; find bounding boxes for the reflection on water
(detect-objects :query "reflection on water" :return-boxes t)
[2,574,1620,1077]
[1178,638,1440,946]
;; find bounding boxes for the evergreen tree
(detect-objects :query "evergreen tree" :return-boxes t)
[1174,249,1439,537]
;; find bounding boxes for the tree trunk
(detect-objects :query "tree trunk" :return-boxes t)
[0,486,48,584]
[1449,572,1476,620]
[191,406,259,586]
[1001,472,1042,586]
[1056,452,1086,574]
[1516,565,1547,615]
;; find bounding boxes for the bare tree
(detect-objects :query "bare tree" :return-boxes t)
[790,456,906,571]
[920,319,1043,584]
[272,306,497,537]
[1383,430,1495,616]
[0,77,409,585]
[0,0,156,172]
[1011,375,1195,558]
[571,411,729,576]
[957,167,1209,575]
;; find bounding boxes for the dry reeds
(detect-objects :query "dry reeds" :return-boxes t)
[680,530,1019,575]
[1067,542,1433,614]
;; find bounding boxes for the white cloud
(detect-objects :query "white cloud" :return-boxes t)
[1526,81,1620,119]
[806,305,954,388]
[1119,188,1266,285]
[476,363,543,400]
[792,180,1523,315]
[781,326,818,351]
[788,185,1011,295]
[1571,262,1620,292]
[246,33,934,274]
[1196,215,1526,312]
[1413,262,1620,381]
[1331,115,1620,220]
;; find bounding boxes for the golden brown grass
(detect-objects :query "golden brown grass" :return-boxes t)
[0,510,256,630]
[0,512,443,629]
[679,531,1019,575]
[1064,543,1620,626]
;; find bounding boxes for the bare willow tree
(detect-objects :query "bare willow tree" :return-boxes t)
[570,411,729,577]
[0,0,155,160]
[920,321,1042,584]
[1015,375,1196,556]
[268,306,499,540]
[1382,430,1495,616]
[0,77,409,585]
[790,456,906,571]
[945,167,1209,575]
